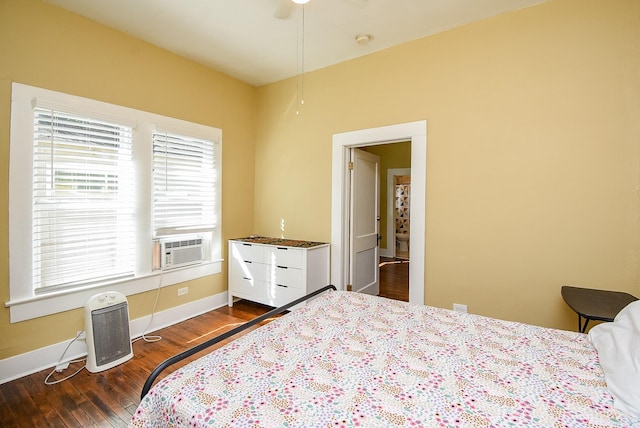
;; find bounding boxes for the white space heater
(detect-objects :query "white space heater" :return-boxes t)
[84,291,133,373]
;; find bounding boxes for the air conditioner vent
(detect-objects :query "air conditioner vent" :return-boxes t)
[161,237,203,270]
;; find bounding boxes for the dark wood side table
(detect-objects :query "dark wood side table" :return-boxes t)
[561,286,638,333]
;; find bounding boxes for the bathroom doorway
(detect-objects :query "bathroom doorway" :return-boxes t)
[379,167,410,302]
[394,174,411,259]
[387,168,411,260]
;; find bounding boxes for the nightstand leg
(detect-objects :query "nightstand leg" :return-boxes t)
[578,315,589,333]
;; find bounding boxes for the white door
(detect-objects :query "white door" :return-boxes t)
[349,148,380,295]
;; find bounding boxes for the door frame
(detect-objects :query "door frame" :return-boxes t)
[331,120,427,305]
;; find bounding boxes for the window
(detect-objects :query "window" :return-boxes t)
[8,83,222,322]
[152,131,217,237]
[32,108,135,291]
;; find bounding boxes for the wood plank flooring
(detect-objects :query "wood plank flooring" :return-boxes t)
[378,257,409,302]
[1,259,409,427]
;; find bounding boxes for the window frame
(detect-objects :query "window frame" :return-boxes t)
[7,82,222,323]
[31,107,137,292]
[151,129,218,238]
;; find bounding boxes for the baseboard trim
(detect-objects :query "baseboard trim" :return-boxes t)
[0,291,229,385]
[379,247,392,258]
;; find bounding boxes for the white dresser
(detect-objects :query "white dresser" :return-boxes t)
[228,237,330,308]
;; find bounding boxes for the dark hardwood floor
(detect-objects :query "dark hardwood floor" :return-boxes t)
[379,256,409,302]
[1,259,409,427]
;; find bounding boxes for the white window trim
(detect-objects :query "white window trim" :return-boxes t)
[7,83,222,323]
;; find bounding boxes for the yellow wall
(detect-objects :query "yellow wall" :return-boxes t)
[255,0,640,329]
[0,0,257,359]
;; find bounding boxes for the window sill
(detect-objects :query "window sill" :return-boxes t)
[5,260,222,323]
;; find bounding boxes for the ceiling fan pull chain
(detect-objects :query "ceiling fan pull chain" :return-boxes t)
[296,3,305,115]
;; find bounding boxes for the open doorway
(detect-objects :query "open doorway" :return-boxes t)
[330,121,427,306]
[364,152,410,302]
[392,172,411,259]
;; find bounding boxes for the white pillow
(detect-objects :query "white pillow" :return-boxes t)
[588,300,640,418]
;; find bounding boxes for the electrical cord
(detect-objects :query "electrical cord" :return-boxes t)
[44,331,86,385]
[185,318,280,344]
[133,271,163,343]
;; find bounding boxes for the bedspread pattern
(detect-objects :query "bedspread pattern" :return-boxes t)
[131,291,639,427]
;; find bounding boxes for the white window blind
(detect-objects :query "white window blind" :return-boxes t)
[152,131,217,237]
[32,107,135,291]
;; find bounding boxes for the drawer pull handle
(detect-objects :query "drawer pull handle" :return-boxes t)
[277,247,288,250]
[244,260,252,263]
[242,243,252,246]
[242,276,251,281]
[276,284,288,288]
[277,265,288,269]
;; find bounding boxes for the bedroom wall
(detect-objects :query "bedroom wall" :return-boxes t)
[254,0,640,330]
[0,0,257,359]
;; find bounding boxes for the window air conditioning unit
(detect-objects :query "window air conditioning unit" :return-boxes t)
[161,237,203,270]
[84,291,133,373]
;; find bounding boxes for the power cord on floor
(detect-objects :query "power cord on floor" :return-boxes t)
[185,317,280,344]
[132,271,163,343]
[44,330,86,385]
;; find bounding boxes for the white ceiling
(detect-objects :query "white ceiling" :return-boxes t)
[46,0,546,87]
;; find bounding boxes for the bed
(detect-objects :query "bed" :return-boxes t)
[130,287,640,427]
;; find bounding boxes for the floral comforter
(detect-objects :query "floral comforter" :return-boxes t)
[130,291,640,427]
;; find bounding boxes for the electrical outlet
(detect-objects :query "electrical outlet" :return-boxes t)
[178,287,189,296]
[453,303,467,313]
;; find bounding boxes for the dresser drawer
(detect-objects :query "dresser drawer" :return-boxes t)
[265,246,303,268]
[268,265,303,289]
[230,242,264,263]
[263,283,305,308]
[229,268,266,301]
[230,258,265,282]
